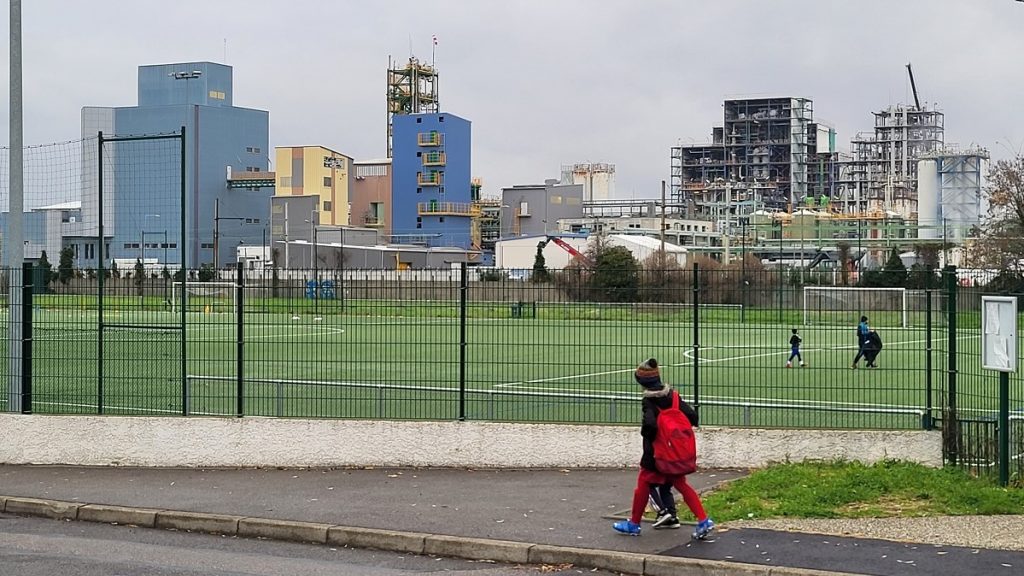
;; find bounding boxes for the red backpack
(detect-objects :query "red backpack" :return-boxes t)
[653,391,697,476]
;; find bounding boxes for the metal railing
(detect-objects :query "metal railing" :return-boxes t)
[2,262,1020,481]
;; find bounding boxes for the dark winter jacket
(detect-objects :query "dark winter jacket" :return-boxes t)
[640,386,699,471]
[864,330,883,352]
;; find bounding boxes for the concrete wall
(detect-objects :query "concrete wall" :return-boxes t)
[0,414,942,469]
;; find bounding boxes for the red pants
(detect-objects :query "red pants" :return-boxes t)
[630,467,707,524]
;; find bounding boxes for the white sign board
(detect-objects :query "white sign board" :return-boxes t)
[982,296,1017,372]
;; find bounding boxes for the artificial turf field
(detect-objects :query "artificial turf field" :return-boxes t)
[3,293,1011,430]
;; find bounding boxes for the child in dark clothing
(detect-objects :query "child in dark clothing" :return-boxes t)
[612,359,714,540]
[786,328,804,368]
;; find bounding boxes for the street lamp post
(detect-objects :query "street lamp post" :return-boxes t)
[168,70,201,269]
[306,210,320,320]
[213,198,247,272]
[142,214,160,269]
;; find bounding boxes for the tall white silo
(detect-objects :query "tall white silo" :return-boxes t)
[917,158,939,239]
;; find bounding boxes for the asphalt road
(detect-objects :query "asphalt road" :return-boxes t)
[0,514,618,576]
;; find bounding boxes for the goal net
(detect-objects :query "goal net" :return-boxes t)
[171,282,237,315]
[803,287,907,328]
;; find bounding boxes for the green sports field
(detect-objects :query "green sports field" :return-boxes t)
[6,292,1014,430]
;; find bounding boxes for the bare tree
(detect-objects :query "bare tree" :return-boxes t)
[973,156,1024,271]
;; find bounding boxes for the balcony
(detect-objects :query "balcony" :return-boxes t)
[227,170,276,189]
[417,171,444,186]
[363,216,385,227]
[422,151,446,166]
[417,202,482,217]
[417,132,444,146]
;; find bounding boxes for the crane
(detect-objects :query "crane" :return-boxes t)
[905,63,921,111]
[537,236,592,267]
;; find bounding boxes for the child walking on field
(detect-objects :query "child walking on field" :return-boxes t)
[612,359,714,540]
[786,328,805,368]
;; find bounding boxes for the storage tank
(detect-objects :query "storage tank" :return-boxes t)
[917,158,939,239]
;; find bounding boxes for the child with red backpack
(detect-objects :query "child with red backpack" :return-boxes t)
[613,358,715,539]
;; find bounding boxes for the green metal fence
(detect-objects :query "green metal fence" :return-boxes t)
[3,262,1021,482]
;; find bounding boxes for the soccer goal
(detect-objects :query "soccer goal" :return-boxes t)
[171,282,237,315]
[802,287,907,328]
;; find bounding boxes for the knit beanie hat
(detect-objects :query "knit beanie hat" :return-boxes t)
[634,358,663,390]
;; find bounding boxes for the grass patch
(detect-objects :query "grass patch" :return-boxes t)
[702,460,1024,521]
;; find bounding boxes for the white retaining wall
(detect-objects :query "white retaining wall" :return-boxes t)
[0,415,942,468]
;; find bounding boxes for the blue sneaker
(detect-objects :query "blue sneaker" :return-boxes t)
[692,518,715,540]
[612,520,642,536]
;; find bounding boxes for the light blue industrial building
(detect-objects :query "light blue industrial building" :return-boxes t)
[65,61,270,270]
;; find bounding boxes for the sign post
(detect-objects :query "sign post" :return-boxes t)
[981,296,1017,486]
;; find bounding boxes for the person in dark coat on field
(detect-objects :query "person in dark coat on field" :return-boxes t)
[612,359,715,540]
[862,329,883,368]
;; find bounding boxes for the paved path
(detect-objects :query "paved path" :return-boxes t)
[1,465,1022,575]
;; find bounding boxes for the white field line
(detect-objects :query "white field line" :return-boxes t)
[495,333,979,395]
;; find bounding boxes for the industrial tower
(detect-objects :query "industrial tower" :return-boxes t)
[386,56,439,158]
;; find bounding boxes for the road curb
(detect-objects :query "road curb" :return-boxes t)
[78,504,162,527]
[0,495,858,576]
[238,517,331,544]
[4,496,81,520]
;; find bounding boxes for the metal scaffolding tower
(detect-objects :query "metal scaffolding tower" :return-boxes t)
[386,56,439,158]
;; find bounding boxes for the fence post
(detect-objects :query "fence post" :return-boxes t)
[97,131,105,415]
[999,371,1010,486]
[458,262,468,421]
[21,263,33,414]
[236,262,245,418]
[924,288,933,429]
[943,265,959,464]
[692,262,700,414]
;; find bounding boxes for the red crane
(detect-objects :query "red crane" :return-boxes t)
[537,236,592,267]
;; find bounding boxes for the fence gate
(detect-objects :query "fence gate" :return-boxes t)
[93,130,189,415]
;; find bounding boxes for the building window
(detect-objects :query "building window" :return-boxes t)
[439,116,445,122]
[323,201,332,211]
[439,217,445,223]
[416,222,422,229]
[550,195,563,204]
[416,118,422,123]
[439,186,445,194]
[280,176,292,187]
[323,176,332,187]
[416,151,422,157]
[417,187,422,194]
[201,243,214,249]
[355,165,387,178]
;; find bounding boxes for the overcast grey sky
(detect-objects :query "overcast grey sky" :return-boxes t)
[2,0,1023,198]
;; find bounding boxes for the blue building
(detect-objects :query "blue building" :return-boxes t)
[67,61,270,270]
[391,112,474,250]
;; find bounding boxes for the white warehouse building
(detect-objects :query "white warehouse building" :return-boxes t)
[495,233,686,269]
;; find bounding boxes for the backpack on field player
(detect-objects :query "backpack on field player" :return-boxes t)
[653,391,697,475]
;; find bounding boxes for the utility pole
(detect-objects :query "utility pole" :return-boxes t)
[213,198,247,272]
[660,180,666,254]
[283,203,289,272]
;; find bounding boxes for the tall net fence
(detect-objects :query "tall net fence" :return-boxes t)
[0,134,185,414]
[0,138,97,412]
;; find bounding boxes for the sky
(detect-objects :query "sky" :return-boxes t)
[1,0,1023,199]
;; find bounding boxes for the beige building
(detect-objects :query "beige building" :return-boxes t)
[350,158,392,239]
[274,146,354,226]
